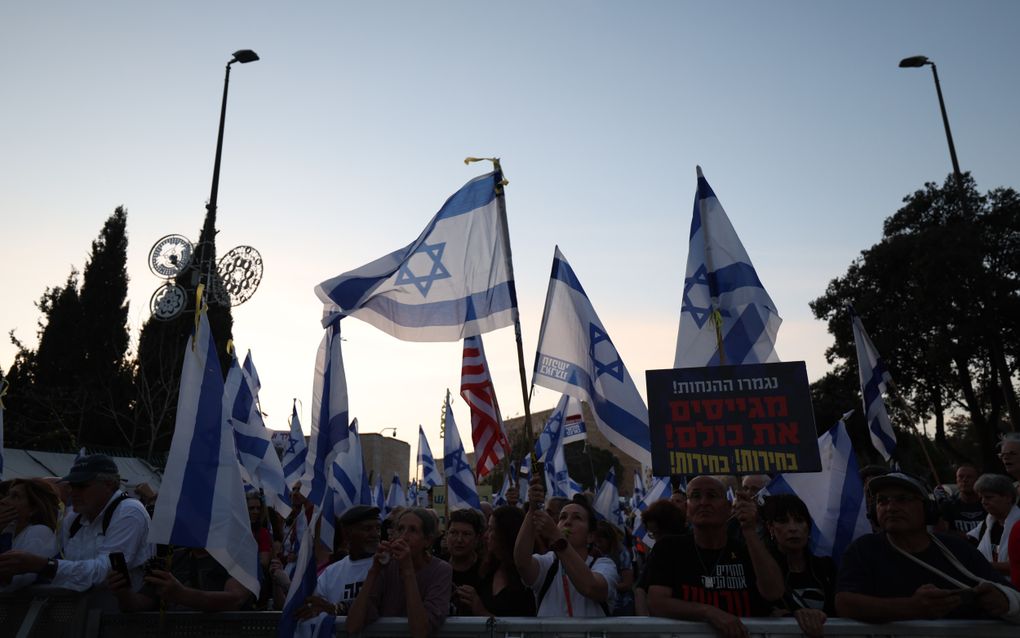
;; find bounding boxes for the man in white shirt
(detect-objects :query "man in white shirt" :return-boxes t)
[0,454,151,592]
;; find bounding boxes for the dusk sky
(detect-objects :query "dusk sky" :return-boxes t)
[2,2,1018,467]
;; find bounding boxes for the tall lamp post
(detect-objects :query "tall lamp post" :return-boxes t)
[207,49,260,225]
[898,55,962,180]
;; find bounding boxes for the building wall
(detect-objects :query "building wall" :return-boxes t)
[361,433,411,486]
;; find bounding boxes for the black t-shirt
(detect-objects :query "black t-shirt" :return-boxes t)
[450,558,483,616]
[837,531,1013,620]
[477,568,537,616]
[774,553,836,616]
[141,549,255,611]
[940,496,986,535]
[645,533,772,617]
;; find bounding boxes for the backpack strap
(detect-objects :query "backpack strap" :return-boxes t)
[587,556,611,617]
[535,556,559,611]
[68,492,131,539]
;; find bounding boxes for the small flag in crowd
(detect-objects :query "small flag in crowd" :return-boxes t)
[518,454,532,500]
[632,468,646,510]
[150,309,260,598]
[280,512,333,638]
[593,466,623,529]
[418,425,444,487]
[330,418,369,514]
[461,334,510,478]
[533,247,651,466]
[442,393,482,512]
[224,350,290,516]
[301,319,351,510]
[315,171,517,342]
[848,305,898,463]
[763,411,870,562]
[674,166,782,368]
[535,395,580,499]
[282,401,308,490]
[386,473,407,511]
[373,476,386,515]
[633,476,671,549]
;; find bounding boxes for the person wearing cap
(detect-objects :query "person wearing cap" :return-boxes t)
[836,472,1020,623]
[292,504,382,632]
[0,453,152,593]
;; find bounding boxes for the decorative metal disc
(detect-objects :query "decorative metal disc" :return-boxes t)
[150,283,187,320]
[148,234,194,279]
[217,245,264,306]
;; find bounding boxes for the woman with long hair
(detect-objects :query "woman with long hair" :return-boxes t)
[0,478,60,591]
[455,505,536,616]
[761,494,836,638]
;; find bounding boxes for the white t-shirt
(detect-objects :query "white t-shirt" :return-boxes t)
[2,524,58,591]
[295,555,373,638]
[528,551,618,617]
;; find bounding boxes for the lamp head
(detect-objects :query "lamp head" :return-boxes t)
[899,55,930,68]
[231,49,260,64]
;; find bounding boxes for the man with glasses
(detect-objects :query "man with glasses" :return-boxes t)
[0,454,151,593]
[836,472,1020,622]
[998,434,1020,499]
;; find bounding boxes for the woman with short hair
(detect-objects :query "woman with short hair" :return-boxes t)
[970,473,1020,576]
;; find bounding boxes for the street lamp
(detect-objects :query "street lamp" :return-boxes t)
[898,55,962,180]
[207,49,260,224]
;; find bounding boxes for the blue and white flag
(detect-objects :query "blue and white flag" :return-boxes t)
[493,471,511,507]
[386,473,407,511]
[443,395,482,512]
[281,513,334,638]
[224,350,290,516]
[329,418,369,515]
[674,166,782,368]
[763,412,870,562]
[518,455,532,500]
[282,401,308,490]
[593,466,623,529]
[407,479,421,507]
[418,425,444,487]
[535,395,580,500]
[373,477,386,514]
[150,311,260,597]
[632,468,646,510]
[315,172,517,342]
[533,247,652,466]
[848,305,898,463]
[633,476,671,549]
[301,320,350,510]
[0,380,6,480]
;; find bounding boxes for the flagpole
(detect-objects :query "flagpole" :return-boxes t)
[884,380,941,484]
[465,157,537,453]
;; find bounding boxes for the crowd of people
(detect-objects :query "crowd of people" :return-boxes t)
[0,438,1020,637]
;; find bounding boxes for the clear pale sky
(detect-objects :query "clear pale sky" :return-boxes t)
[2,2,1018,465]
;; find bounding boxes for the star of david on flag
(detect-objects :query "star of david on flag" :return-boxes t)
[281,401,308,490]
[315,172,518,342]
[533,246,651,466]
[417,425,444,487]
[674,166,782,368]
[442,393,481,512]
[848,305,898,463]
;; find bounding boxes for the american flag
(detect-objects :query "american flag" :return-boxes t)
[460,334,510,478]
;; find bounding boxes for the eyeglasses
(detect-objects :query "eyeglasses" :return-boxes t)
[999,451,1018,459]
[875,494,922,506]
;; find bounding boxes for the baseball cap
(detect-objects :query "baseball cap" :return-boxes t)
[867,472,930,498]
[339,505,381,526]
[61,454,120,484]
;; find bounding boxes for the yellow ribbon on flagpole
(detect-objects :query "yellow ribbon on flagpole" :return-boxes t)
[192,283,207,351]
[464,157,509,189]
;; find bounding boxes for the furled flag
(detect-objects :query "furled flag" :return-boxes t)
[632,476,671,549]
[407,479,420,507]
[632,468,646,510]
[848,305,898,463]
[418,425,444,487]
[386,473,407,511]
[534,395,580,499]
[373,477,386,515]
[673,166,781,368]
[150,309,260,597]
[493,471,511,507]
[282,401,308,491]
[315,172,517,342]
[301,319,351,510]
[533,247,651,466]
[517,454,532,501]
[461,334,510,478]
[224,350,290,516]
[443,394,482,512]
[0,379,6,480]
[762,411,870,562]
[593,466,623,529]
[280,512,334,638]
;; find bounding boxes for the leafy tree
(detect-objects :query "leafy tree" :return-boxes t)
[811,173,1019,473]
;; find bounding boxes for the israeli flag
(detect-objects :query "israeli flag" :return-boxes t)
[224,350,290,516]
[281,401,308,490]
[633,476,671,549]
[330,418,368,514]
[518,455,532,500]
[848,305,898,463]
[674,166,781,368]
[632,469,646,510]
[593,466,623,529]
[301,319,350,510]
[535,395,579,499]
[534,247,652,466]
[418,425,444,487]
[150,311,260,597]
[281,512,334,638]
[315,172,517,342]
[763,412,870,562]
[373,477,386,515]
[407,479,420,507]
[493,471,511,506]
[443,394,482,512]
[387,473,408,511]
[0,380,6,480]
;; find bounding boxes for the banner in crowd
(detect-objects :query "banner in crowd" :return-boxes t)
[646,361,820,476]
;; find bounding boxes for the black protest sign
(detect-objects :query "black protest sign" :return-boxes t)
[646,362,820,476]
